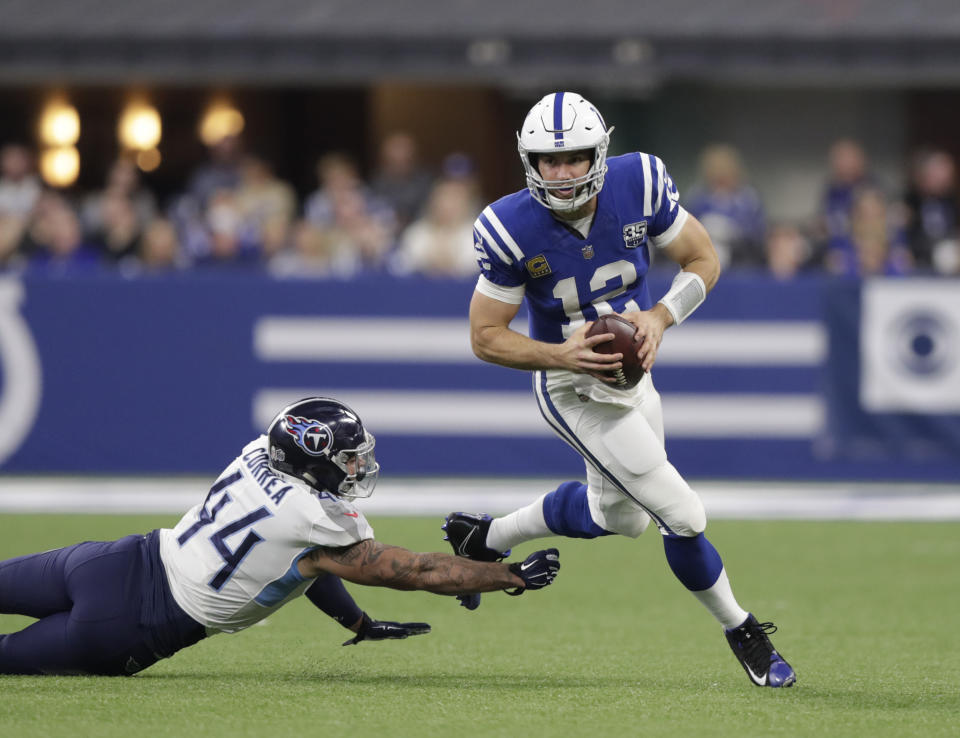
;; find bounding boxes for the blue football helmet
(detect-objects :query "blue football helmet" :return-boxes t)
[267,397,379,499]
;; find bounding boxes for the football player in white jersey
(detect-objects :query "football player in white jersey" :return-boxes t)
[444,92,795,688]
[0,397,560,676]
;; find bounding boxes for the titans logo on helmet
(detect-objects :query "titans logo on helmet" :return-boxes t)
[283,415,333,456]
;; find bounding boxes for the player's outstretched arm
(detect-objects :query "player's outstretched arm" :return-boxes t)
[300,539,558,595]
[470,290,621,375]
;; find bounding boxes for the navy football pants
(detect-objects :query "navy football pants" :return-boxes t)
[0,533,204,676]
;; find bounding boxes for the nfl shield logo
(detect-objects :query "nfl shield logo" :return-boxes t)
[582,244,594,259]
[622,221,648,249]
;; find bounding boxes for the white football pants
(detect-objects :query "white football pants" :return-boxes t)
[533,369,706,538]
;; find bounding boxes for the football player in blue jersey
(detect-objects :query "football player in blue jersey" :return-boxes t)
[445,92,795,688]
[0,398,560,676]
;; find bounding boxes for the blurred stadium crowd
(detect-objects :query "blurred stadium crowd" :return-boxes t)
[1,131,959,280]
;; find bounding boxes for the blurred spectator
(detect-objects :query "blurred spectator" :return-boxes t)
[439,151,483,210]
[686,144,766,268]
[168,192,213,264]
[81,157,156,238]
[765,223,814,281]
[819,138,873,245]
[168,137,246,265]
[304,152,393,229]
[136,218,186,273]
[234,155,297,261]
[0,143,42,219]
[186,134,244,209]
[193,189,260,267]
[903,148,960,274]
[0,143,42,264]
[302,152,396,272]
[269,220,354,278]
[370,132,434,229]
[304,152,361,227]
[0,215,26,270]
[89,190,143,262]
[825,187,911,277]
[390,177,480,278]
[441,151,478,183]
[81,157,157,264]
[23,192,101,274]
[259,215,293,264]
[321,187,394,273]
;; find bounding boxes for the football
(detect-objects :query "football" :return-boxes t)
[585,314,645,389]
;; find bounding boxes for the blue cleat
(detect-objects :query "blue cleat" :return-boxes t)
[724,614,796,688]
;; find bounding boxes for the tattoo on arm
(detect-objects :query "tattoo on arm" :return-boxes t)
[322,539,383,567]
[310,539,523,593]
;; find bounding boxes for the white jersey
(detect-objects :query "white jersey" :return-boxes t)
[159,435,374,633]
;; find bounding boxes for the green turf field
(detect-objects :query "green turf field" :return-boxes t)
[1,514,958,738]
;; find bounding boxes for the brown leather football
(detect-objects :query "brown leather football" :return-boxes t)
[585,314,645,389]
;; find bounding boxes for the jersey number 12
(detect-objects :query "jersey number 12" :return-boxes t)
[552,259,642,337]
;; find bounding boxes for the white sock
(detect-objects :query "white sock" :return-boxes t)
[487,493,553,552]
[690,568,749,629]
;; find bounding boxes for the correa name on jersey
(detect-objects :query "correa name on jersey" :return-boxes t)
[240,447,293,505]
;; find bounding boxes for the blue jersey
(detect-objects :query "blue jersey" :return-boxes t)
[473,153,688,343]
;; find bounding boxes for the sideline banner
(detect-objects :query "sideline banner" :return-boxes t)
[1,271,957,480]
[822,278,960,463]
[860,279,960,413]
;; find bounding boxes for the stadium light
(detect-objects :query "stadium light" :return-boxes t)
[199,101,244,146]
[118,102,162,152]
[136,148,162,172]
[38,99,80,147]
[39,146,80,187]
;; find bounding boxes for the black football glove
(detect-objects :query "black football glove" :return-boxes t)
[506,548,560,595]
[342,613,432,646]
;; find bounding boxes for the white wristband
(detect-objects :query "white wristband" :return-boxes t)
[657,271,706,325]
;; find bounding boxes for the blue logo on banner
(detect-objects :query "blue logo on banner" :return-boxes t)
[891,311,956,377]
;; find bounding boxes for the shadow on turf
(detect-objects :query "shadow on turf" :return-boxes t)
[133,670,763,693]
[135,671,960,708]
[796,685,960,711]
[138,671,630,689]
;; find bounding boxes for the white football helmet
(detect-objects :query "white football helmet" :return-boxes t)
[517,92,613,212]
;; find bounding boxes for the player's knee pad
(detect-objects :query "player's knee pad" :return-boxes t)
[543,482,613,539]
[624,462,706,538]
[594,493,651,538]
[662,532,723,591]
